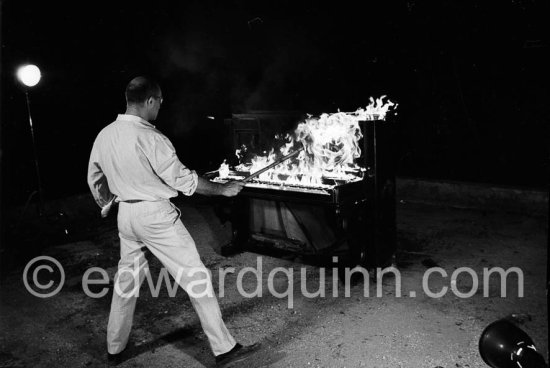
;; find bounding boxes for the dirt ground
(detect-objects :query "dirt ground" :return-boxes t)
[0,197,547,368]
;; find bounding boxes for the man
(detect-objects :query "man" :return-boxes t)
[87,76,258,367]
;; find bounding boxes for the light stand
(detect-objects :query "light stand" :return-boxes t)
[16,64,43,216]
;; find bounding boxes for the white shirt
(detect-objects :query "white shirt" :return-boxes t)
[87,114,198,207]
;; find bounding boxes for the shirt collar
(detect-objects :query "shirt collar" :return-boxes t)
[116,114,155,128]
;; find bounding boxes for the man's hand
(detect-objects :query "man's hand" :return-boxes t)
[195,177,245,197]
[100,196,117,218]
[220,181,245,197]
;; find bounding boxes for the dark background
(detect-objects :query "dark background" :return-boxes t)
[1,0,549,207]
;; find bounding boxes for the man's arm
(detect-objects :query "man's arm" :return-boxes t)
[195,177,245,197]
[149,134,244,197]
[87,145,116,215]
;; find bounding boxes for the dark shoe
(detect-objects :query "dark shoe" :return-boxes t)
[107,352,122,366]
[215,343,261,367]
[107,348,129,366]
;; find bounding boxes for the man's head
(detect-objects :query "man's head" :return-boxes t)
[125,76,163,121]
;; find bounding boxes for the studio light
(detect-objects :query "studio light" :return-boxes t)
[479,319,547,368]
[16,64,41,87]
[16,63,44,215]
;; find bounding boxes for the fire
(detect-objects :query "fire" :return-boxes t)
[218,159,230,178]
[355,95,397,119]
[218,97,396,187]
[295,112,363,173]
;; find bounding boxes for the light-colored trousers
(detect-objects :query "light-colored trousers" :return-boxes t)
[107,200,236,355]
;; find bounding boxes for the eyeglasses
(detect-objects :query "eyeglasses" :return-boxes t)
[153,95,163,105]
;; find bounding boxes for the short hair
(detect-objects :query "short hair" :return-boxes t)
[125,76,160,105]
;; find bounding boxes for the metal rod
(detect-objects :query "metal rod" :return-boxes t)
[243,147,304,182]
[25,90,44,216]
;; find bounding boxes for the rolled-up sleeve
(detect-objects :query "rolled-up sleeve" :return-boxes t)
[87,142,116,207]
[147,134,198,196]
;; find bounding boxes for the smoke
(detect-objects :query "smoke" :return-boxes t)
[232,21,322,112]
[159,30,226,76]
[149,7,322,138]
[152,27,231,140]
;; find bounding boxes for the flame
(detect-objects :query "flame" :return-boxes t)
[218,159,230,179]
[219,97,396,188]
[235,144,248,162]
[296,111,363,171]
[355,95,397,119]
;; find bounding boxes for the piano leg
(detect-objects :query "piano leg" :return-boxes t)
[222,197,250,256]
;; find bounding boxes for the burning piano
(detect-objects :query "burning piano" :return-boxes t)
[208,97,397,269]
